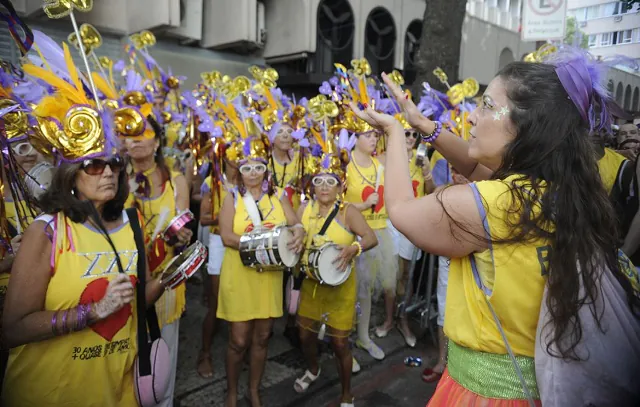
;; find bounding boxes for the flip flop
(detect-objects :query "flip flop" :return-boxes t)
[421,368,442,383]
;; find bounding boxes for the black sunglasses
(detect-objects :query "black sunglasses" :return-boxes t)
[405,131,418,138]
[81,156,125,176]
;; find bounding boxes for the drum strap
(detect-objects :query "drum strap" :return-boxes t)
[318,203,340,236]
[242,191,263,227]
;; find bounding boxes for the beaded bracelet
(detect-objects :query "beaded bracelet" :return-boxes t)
[421,121,442,143]
[351,241,363,257]
[51,311,59,336]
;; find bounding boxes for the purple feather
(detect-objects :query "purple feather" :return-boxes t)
[319,81,332,95]
[268,122,281,142]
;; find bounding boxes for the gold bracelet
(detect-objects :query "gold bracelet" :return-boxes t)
[351,241,363,256]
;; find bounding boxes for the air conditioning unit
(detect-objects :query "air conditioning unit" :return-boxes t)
[12,0,46,17]
[127,0,181,33]
[202,0,266,52]
[166,0,203,43]
[579,21,587,27]
[614,15,623,22]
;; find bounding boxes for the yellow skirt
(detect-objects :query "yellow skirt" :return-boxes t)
[297,266,356,338]
[217,247,284,322]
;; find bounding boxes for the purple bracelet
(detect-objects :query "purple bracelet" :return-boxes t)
[75,304,90,331]
[61,309,69,334]
[421,121,442,143]
[51,311,59,336]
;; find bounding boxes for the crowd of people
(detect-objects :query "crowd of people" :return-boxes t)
[0,14,639,407]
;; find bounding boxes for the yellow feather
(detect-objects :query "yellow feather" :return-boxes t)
[92,72,118,100]
[63,42,84,97]
[22,64,86,105]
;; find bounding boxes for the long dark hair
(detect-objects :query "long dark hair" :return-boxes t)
[441,61,639,360]
[39,162,129,223]
[145,115,171,184]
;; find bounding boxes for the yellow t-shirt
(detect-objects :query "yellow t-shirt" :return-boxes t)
[597,148,627,195]
[409,150,426,198]
[3,212,138,407]
[129,171,185,327]
[271,150,301,210]
[445,175,548,357]
[345,157,387,229]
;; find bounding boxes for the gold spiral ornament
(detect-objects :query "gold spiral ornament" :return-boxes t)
[59,106,104,159]
[0,99,28,141]
[29,116,64,157]
[122,91,147,107]
[114,107,145,137]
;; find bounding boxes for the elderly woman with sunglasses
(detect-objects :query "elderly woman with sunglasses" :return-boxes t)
[123,114,192,407]
[2,151,166,406]
[292,141,377,407]
[217,138,304,407]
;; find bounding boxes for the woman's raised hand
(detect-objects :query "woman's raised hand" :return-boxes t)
[94,273,135,320]
[348,102,401,133]
[381,72,427,129]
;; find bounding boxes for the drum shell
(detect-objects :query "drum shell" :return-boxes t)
[160,241,207,289]
[239,225,299,271]
[25,162,55,199]
[305,243,352,286]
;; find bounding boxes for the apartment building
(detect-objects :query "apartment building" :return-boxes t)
[567,0,640,112]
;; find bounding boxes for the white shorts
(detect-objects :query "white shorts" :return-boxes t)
[386,219,422,261]
[437,256,450,327]
[207,233,225,276]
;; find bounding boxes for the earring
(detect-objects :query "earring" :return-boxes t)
[261,179,268,193]
[71,189,76,196]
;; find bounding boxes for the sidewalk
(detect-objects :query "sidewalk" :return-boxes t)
[174,278,435,406]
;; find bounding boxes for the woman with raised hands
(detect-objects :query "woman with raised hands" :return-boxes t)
[350,50,640,406]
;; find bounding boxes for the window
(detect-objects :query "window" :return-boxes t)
[586,5,600,19]
[602,2,617,16]
[601,32,612,46]
[620,30,633,44]
[588,34,598,47]
[574,7,587,21]
[633,28,640,42]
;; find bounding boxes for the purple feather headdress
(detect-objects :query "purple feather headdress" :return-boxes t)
[544,47,628,133]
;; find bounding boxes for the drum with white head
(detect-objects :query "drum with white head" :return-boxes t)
[239,225,300,272]
[25,162,55,199]
[305,243,351,286]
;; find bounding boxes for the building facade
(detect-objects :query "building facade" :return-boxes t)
[567,0,640,112]
[4,0,533,94]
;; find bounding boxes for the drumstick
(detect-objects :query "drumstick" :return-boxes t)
[371,165,383,214]
[150,207,170,248]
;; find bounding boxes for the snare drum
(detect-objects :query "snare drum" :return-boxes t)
[25,162,55,199]
[305,243,351,286]
[239,225,300,271]
[160,241,207,290]
[161,210,195,246]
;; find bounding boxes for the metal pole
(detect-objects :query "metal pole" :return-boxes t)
[69,10,101,109]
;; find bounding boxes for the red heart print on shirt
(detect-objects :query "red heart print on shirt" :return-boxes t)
[245,222,275,233]
[79,275,137,342]
[412,180,419,197]
[361,186,385,213]
[284,186,295,206]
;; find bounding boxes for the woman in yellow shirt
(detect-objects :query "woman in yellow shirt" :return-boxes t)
[197,153,238,378]
[3,154,166,406]
[124,115,192,407]
[292,134,377,406]
[351,56,640,406]
[217,136,304,407]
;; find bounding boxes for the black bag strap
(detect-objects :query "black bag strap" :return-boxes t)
[318,203,340,236]
[126,208,162,377]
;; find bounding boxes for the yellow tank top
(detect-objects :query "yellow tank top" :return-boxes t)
[301,201,355,256]
[202,175,231,234]
[3,212,138,407]
[345,157,387,229]
[129,171,185,327]
[5,197,36,232]
[409,151,425,198]
[597,148,627,195]
[271,150,301,210]
[445,175,548,357]
[233,188,287,234]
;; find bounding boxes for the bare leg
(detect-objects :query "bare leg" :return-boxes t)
[248,318,274,407]
[198,275,220,378]
[398,258,415,343]
[433,327,447,373]
[225,321,253,407]
[299,327,319,376]
[331,336,354,403]
[379,289,396,331]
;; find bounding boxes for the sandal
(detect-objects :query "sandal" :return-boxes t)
[340,397,355,407]
[196,351,213,379]
[421,367,443,383]
[293,368,321,393]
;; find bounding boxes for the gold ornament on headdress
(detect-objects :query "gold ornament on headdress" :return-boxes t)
[114,107,146,137]
[122,91,147,107]
[130,31,156,50]
[220,76,251,101]
[67,23,101,55]
[201,71,222,88]
[43,0,93,19]
[387,70,405,87]
[308,95,339,122]
[524,44,558,63]
[447,77,479,106]
[0,99,29,141]
[433,67,449,87]
[98,56,112,69]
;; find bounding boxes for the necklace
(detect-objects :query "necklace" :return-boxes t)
[351,158,377,187]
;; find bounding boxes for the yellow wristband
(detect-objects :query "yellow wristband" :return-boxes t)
[351,241,363,257]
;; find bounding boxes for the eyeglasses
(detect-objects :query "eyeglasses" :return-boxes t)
[405,131,417,138]
[81,156,125,176]
[239,163,267,175]
[11,142,34,156]
[312,176,339,187]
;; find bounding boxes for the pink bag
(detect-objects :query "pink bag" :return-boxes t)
[134,338,170,406]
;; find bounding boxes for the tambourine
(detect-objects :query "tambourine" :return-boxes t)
[161,210,195,246]
[160,241,207,290]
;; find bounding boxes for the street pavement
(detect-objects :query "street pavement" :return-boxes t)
[174,276,439,407]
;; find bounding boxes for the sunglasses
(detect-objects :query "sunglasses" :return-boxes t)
[81,156,125,176]
[405,131,417,138]
[11,142,34,156]
[312,176,339,187]
[239,163,267,175]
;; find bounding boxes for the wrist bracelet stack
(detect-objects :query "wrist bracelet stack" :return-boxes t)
[51,303,93,336]
[421,121,442,143]
[351,241,363,257]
